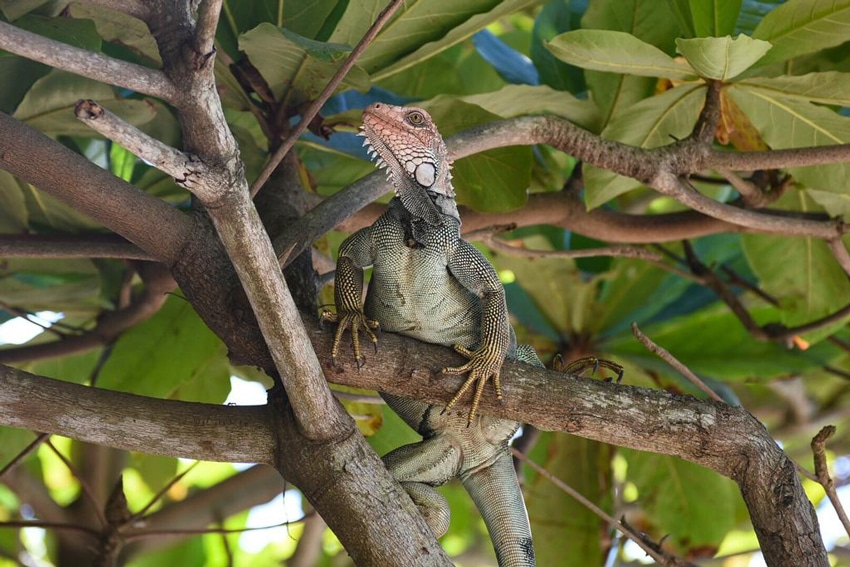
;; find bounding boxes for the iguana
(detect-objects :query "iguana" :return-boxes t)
[323,103,540,566]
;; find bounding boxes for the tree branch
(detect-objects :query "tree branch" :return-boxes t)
[0,234,154,260]
[0,21,177,103]
[0,113,192,265]
[0,364,275,463]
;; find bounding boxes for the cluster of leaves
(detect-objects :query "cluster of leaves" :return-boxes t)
[1,0,850,565]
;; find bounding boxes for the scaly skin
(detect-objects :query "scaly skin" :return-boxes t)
[324,103,539,566]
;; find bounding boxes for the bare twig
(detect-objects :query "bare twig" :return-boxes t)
[0,520,100,536]
[811,426,850,538]
[511,449,694,566]
[0,433,49,478]
[474,232,663,262]
[0,21,177,102]
[631,323,725,403]
[45,438,109,529]
[250,0,406,197]
[828,238,850,280]
[127,462,201,526]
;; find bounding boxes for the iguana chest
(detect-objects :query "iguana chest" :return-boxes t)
[364,215,481,348]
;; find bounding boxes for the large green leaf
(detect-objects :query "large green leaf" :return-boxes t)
[582,0,682,129]
[603,305,838,380]
[728,85,850,192]
[0,170,28,233]
[584,83,705,208]
[753,0,850,66]
[13,70,157,136]
[530,0,586,93]
[546,30,696,79]
[0,258,101,313]
[623,450,741,553]
[239,24,370,105]
[422,100,532,213]
[665,0,743,37]
[675,35,772,80]
[370,0,541,81]
[67,4,161,64]
[97,296,226,398]
[526,433,610,567]
[743,216,850,332]
[736,71,850,106]
[454,84,601,130]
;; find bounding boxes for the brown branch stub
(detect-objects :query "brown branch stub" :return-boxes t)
[631,323,725,403]
[811,426,850,539]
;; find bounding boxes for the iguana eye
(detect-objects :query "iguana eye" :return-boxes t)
[406,111,425,126]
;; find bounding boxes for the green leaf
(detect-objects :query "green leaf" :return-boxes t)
[664,0,697,37]
[753,0,850,66]
[15,13,102,52]
[0,170,28,233]
[97,296,226,398]
[13,70,157,136]
[0,258,101,313]
[526,433,610,567]
[546,30,696,80]
[67,3,161,64]
[603,305,837,380]
[623,450,740,553]
[371,0,540,81]
[736,71,850,106]
[692,0,743,37]
[24,349,102,384]
[453,84,601,130]
[421,100,532,213]
[109,143,135,182]
[743,227,850,332]
[238,23,370,104]
[728,85,850,191]
[807,188,850,218]
[675,35,772,80]
[530,0,587,93]
[582,0,682,129]
[584,83,705,208]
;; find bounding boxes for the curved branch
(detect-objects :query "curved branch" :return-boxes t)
[0,263,174,364]
[0,21,177,103]
[0,364,275,463]
[0,113,192,265]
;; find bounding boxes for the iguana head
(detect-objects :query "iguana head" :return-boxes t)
[360,103,455,225]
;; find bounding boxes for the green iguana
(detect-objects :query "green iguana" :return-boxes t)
[323,103,541,566]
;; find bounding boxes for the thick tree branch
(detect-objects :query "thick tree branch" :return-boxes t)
[0,113,192,265]
[0,21,177,103]
[0,316,826,565]
[0,364,275,463]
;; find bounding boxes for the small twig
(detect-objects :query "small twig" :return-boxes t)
[472,232,662,262]
[828,238,850,280]
[126,462,201,526]
[718,168,771,208]
[250,0,406,197]
[631,323,725,403]
[812,426,850,538]
[45,439,109,529]
[0,234,154,260]
[511,449,694,566]
[0,520,99,536]
[0,433,49,478]
[123,518,307,541]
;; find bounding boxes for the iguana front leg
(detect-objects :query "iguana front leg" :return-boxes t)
[443,240,512,424]
[322,229,379,366]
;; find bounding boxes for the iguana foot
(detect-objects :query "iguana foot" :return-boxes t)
[321,310,380,368]
[441,344,504,425]
[555,355,624,383]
